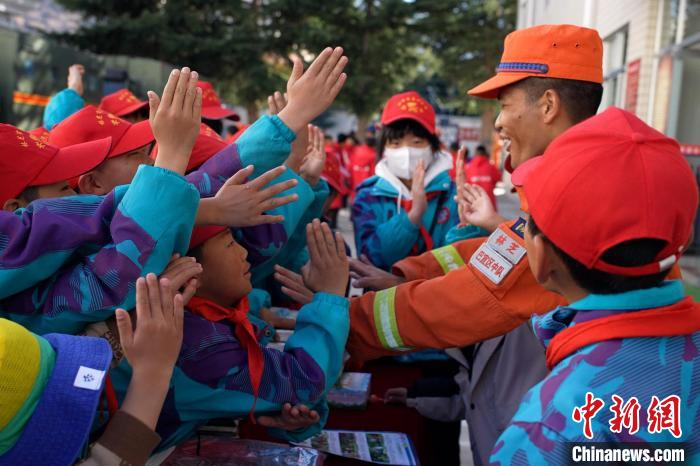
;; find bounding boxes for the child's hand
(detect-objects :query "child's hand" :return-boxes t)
[408,160,427,226]
[274,264,314,305]
[302,219,348,296]
[349,254,405,291]
[199,165,299,227]
[300,125,327,187]
[455,183,505,232]
[148,67,202,175]
[278,47,348,134]
[67,64,85,96]
[115,274,184,429]
[267,91,287,115]
[115,274,184,379]
[257,403,321,431]
[159,254,202,306]
[259,307,297,330]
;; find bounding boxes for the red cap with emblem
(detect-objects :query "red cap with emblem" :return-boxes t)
[197,81,240,121]
[381,91,436,135]
[99,89,148,118]
[49,105,153,159]
[516,107,698,277]
[0,124,111,206]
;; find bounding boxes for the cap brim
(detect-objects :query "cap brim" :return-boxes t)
[201,106,240,121]
[114,101,148,117]
[31,137,112,186]
[510,155,544,187]
[467,73,532,99]
[110,120,154,157]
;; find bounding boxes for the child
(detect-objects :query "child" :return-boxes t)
[43,64,86,130]
[0,67,203,334]
[491,108,700,464]
[0,274,184,466]
[109,220,351,448]
[0,124,111,212]
[99,88,149,122]
[351,91,474,271]
[48,105,155,194]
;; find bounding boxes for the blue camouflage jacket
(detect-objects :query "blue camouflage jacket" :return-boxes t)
[491,280,700,465]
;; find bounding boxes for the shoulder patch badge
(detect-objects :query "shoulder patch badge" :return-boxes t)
[469,225,527,284]
[510,217,527,239]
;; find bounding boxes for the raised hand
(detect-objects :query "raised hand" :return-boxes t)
[197,165,299,227]
[257,403,321,431]
[159,254,202,306]
[67,64,85,96]
[302,219,348,296]
[456,183,506,232]
[408,160,427,226]
[148,67,202,175]
[274,264,314,305]
[115,274,184,429]
[300,125,327,187]
[278,47,348,134]
[455,146,467,226]
[349,254,405,291]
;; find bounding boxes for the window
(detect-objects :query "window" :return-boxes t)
[601,27,628,110]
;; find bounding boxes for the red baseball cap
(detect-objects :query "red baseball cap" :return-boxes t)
[197,81,240,121]
[152,123,227,172]
[189,225,228,251]
[468,24,603,99]
[516,107,698,276]
[49,105,154,159]
[99,89,149,118]
[28,127,50,144]
[0,124,111,205]
[380,91,436,135]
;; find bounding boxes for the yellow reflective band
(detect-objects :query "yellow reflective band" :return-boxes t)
[431,245,466,274]
[372,287,411,351]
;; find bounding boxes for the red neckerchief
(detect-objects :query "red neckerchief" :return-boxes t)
[187,295,264,422]
[399,194,439,253]
[546,297,700,370]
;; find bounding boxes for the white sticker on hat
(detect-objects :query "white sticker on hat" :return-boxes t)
[486,227,526,265]
[469,243,514,285]
[73,366,106,391]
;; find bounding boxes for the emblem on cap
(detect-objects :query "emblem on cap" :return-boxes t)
[398,95,429,114]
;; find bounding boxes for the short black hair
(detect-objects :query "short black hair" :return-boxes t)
[527,215,669,294]
[476,145,488,156]
[513,77,604,124]
[377,119,441,160]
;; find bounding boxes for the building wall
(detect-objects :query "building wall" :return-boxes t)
[517,0,661,123]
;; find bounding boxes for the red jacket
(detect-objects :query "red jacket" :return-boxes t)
[464,156,501,207]
[348,144,376,202]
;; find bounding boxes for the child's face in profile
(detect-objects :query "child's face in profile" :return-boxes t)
[84,144,154,195]
[197,230,253,306]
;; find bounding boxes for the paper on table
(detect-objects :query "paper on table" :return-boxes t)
[295,430,419,466]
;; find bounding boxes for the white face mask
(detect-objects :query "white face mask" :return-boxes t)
[383,146,433,180]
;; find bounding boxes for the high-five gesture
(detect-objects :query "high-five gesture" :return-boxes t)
[300,125,327,187]
[302,219,349,297]
[278,47,348,134]
[148,67,202,175]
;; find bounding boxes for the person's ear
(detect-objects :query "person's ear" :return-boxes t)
[540,89,562,125]
[528,234,555,285]
[78,172,106,196]
[3,198,24,212]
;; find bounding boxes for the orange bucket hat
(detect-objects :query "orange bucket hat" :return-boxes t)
[468,24,603,99]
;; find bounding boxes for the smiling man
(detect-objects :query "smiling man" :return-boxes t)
[344,24,605,465]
